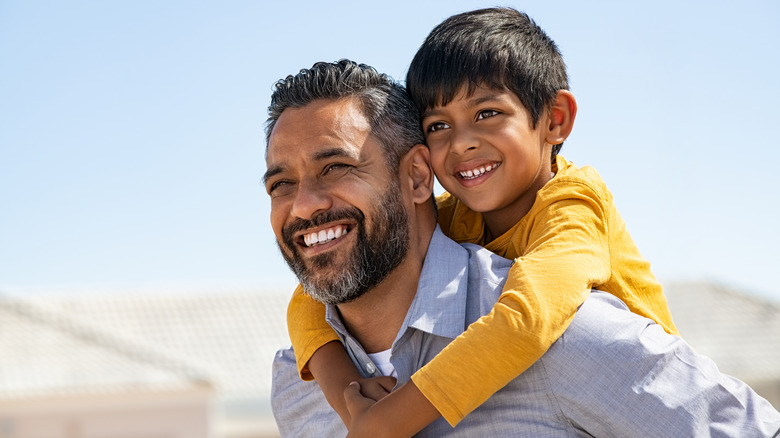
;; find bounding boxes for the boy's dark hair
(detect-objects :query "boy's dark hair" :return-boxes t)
[406,7,569,161]
[265,59,425,175]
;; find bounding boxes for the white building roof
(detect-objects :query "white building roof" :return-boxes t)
[4,280,778,417]
[0,295,211,402]
[19,288,290,415]
[664,281,780,384]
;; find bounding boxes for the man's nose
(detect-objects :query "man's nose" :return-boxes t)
[290,179,332,220]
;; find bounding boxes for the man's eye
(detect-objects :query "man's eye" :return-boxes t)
[324,163,351,175]
[477,110,499,120]
[268,180,291,194]
[426,122,449,133]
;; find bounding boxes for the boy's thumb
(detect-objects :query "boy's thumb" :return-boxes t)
[344,381,371,413]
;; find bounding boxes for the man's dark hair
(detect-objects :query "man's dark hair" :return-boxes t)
[406,7,569,161]
[266,59,424,174]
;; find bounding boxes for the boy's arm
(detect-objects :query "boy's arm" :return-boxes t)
[415,181,613,425]
[308,341,366,425]
[344,380,440,438]
[286,284,342,379]
[288,285,369,423]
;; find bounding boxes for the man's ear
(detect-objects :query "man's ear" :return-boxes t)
[545,90,577,145]
[400,144,434,205]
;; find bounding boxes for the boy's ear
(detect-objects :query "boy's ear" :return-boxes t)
[400,144,434,205]
[545,90,577,145]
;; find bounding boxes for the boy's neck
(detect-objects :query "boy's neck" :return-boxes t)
[481,170,553,241]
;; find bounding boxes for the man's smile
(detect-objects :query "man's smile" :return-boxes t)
[300,223,352,247]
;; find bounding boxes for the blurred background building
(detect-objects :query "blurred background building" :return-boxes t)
[1,281,778,438]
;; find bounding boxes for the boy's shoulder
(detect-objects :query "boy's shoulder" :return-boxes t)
[549,155,611,198]
[555,155,604,184]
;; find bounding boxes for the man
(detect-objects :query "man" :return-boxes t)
[265,59,780,437]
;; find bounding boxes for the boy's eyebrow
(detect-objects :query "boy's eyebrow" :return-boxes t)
[262,147,358,185]
[421,92,505,119]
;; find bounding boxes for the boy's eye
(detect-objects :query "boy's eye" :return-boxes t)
[426,121,450,133]
[477,110,500,120]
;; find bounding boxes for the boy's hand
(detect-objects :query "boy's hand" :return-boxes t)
[354,376,396,401]
[344,380,442,438]
[344,381,387,438]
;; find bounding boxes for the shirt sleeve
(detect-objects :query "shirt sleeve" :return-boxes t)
[287,284,341,380]
[271,347,348,437]
[547,291,780,437]
[412,178,612,425]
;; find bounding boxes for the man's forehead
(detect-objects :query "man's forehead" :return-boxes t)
[264,98,376,179]
[269,99,370,148]
[275,98,368,134]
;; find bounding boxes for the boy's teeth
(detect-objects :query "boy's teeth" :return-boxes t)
[304,225,348,247]
[459,164,496,179]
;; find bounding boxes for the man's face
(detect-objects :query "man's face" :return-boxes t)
[264,98,409,305]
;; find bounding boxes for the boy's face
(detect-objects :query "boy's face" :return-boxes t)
[421,85,553,230]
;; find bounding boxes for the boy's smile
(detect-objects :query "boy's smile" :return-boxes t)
[453,159,501,187]
[422,85,553,238]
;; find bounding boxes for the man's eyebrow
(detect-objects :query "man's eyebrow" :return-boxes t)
[262,147,358,185]
[262,165,284,186]
[313,147,358,161]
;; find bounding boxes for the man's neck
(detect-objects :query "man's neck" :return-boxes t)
[335,224,433,354]
[335,259,421,353]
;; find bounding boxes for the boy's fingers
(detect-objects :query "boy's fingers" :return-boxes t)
[344,381,373,414]
[375,376,397,392]
[357,376,397,401]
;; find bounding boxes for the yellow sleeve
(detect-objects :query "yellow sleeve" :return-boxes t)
[412,180,612,425]
[287,284,341,380]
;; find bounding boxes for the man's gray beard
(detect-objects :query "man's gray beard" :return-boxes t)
[278,181,409,305]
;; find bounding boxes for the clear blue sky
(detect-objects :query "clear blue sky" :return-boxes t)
[1,1,779,302]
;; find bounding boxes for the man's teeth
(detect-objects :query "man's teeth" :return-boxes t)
[303,226,348,247]
[459,163,498,180]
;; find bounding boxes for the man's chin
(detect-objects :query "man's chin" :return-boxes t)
[300,278,363,306]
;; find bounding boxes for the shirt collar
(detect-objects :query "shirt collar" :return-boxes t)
[325,226,470,343]
[400,226,469,340]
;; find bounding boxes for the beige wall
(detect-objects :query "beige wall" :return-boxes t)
[0,388,213,438]
[748,380,780,411]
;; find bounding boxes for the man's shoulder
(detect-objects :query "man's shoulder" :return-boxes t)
[540,290,684,388]
[553,290,661,349]
[461,243,513,286]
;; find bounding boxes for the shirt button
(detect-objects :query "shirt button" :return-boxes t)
[366,362,377,374]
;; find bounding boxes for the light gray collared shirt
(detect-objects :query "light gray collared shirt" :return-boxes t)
[272,227,780,437]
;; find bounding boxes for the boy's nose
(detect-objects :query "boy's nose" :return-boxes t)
[450,128,480,155]
[290,179,332,220]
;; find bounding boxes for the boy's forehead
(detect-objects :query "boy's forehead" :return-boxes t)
[423,84,515,116]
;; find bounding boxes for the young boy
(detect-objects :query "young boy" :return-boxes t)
[286,7,679,436]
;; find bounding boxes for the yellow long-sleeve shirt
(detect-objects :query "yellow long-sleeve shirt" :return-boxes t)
[286,155,678,425]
